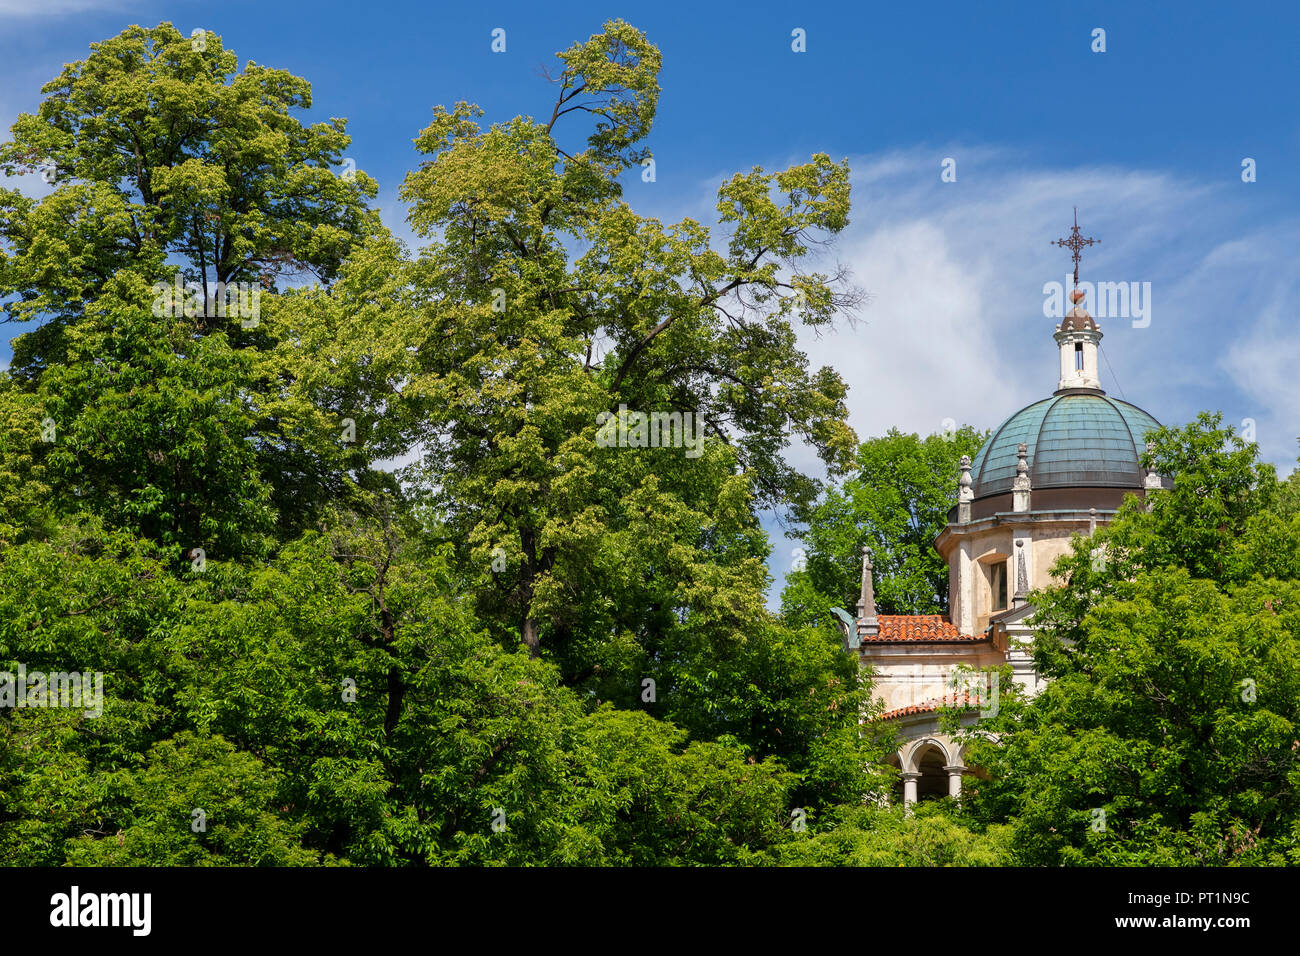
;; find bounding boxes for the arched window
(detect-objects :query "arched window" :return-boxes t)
[914,743,949,801]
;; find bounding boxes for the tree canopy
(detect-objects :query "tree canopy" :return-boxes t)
[0,20,894,866]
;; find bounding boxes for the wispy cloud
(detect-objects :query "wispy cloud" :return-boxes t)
[716,147,1299,604]
[791,149,1296,468]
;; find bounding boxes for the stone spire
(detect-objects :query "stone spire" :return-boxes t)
[1014,538,1030,605]
[1012,441,1032,512]
[957,454,973,524]
[857,546,879,638]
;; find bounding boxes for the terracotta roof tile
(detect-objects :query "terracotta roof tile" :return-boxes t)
[879,692,977,721]
[863,615,982,643]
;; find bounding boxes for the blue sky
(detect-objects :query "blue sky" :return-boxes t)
[2,0,1298,599]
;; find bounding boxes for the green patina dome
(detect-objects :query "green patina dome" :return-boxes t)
[969,392,1162,499]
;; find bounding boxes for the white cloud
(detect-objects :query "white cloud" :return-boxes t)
[790,150,1298,465]
[1220,279,1300,473]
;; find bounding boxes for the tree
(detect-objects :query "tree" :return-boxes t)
[0,22,378,324]
[358,19,859,667]
[962,414,1300,865]
[0,23,383,557]
[1273,445,1300,521]
[781,426,986,628]
[62,733,322,866]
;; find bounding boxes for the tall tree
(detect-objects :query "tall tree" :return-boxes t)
[0,23,383,555]
[0,22,378,326]
[351,20,859,678]
[0,20,891,868]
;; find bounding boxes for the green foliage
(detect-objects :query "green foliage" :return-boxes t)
[62,733,322,866]
[1272,448,1300,521]
[376,19,859,676]
[761,802,1011,866]
[0,22,880,866]
[0,21,378,322]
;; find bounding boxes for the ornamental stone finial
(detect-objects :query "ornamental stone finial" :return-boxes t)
[1014,537,1029,602]
[1012,442,1032,512]
[958,455,973,499]
[958,455,974,524]
[1144,440,1162,491]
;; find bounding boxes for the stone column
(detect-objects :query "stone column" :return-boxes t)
[944,764,964,801]
[901,771,920,808]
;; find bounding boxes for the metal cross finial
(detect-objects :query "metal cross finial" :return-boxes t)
[1052,207,1099,288]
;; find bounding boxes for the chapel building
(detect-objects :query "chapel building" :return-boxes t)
[844,267,1167,805]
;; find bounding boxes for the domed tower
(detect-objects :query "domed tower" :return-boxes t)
[962,298,1164,519]
[936,244,1165,685]
[850,213,1167,805]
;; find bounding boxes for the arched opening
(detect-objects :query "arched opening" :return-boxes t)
[915,744,949,801]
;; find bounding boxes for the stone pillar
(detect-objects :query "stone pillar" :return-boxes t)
[1056,324,1073,385]
[901,771,920,808]
[857,546,879,640]
[944,764,964,801]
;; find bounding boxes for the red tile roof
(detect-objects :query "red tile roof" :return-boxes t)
[879,692,978,721]
[863,615,982,643]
